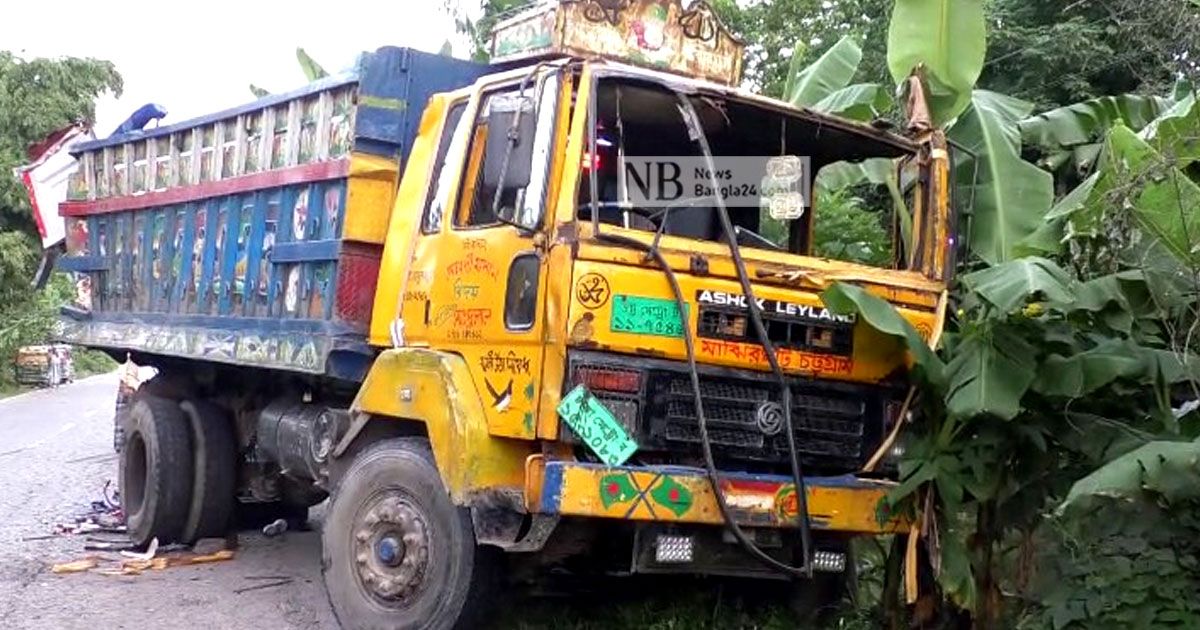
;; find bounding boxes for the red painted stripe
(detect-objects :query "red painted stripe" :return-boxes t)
[722,478,783,494]
[59,160,351,217]
[21,171,48,240]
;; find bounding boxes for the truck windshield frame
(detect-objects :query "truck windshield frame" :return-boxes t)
[576,72,931,273]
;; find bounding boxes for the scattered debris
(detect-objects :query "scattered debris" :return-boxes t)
[120,537,158,560]
[21,534,59,542]
[234,577,293,594]
[51,557,100,574]
[53,481,125,535]
[84,542,137,552]
[262,518,288,537]
[47,481,243,578]
[191,537,229,556]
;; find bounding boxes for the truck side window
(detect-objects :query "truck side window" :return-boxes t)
[454,76,556,229]
[421,101,468,234]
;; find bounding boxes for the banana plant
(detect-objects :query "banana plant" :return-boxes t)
[1019,93,1176,176]
[886,0,986,125]
[783,36,862,108]
[948,91,1054,265]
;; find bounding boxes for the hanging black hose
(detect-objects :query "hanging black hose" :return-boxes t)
[589,85,815,578]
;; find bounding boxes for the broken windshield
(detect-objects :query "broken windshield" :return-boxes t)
[577,78,918,269]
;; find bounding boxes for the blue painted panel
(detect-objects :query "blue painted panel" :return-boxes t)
[196,201,219,315]
[170,204,197,313]
[271,240,341,263]
[354,47,489,160]
[58,256,109,272]
[218,196,246,315]
[243,192,268,317]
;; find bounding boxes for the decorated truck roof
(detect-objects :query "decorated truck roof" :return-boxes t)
[55,47,488,380]
[490,0,744,86]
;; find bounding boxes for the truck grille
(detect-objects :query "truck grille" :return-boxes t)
[650,374,869,469]
[564,351,889,475]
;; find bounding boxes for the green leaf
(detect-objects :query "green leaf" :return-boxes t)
[812,83,893,121]
[1061,438,1200,511]
[1072,270,1150,315]
[959,257,1075,313]
[814,157,894,190]
[296,47,329,81]
[821,282,944,388]
[949,91,1054,265]
[814,158,912,251]
[886,0,986,123]
[248,84,270,98]
[945,323,1036,420]
[784,36,862,107]
[1034,340,1149,398]
[1020,94,1172,152]
[1107,125,1200,266]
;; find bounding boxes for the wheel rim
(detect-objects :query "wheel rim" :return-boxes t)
[352,492,431,606]
[124,433,148,516]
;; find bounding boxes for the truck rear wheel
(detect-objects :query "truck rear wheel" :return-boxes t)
[179,400,237,544]
[322,438,495,630]
[120,396,194,546]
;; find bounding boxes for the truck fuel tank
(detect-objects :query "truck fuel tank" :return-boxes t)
[256,400,347,484]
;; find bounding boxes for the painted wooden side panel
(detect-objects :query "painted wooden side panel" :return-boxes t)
[55,48,490,380]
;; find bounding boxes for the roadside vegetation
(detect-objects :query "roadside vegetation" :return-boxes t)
[455,0,1200,627]
[4,0,1200,626]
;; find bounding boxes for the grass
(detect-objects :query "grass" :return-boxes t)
[494,574,880,630]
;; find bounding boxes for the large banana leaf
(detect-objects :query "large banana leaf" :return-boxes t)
[1145,94,1200,167]
[296,47,329,81]
[1034,340,1149,398]
[1107,125,1200,266]
[812,83,893,121]
[948,91,1054,265]
[886,0,986,124]
[1060,438,1200,512]
[945,322,1036,421]
[1020,94,1172,151]
[784,36,862,107]
[1019,94,1172,175]
[821,282,945,387]
[959,257,1075,313]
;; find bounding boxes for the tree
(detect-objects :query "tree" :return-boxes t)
[0,53,122,234]
[454,0,537,62]
[0,53,120,387]
[980,0,1188,111]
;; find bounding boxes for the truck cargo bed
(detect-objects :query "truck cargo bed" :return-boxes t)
[55,47,487,380]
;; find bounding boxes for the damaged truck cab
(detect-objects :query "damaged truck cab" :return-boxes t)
[54,1,951,627]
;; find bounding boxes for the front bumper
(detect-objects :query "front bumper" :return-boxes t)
[526,456,906,533]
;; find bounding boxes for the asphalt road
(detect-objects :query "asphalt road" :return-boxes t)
[0,373,338,630]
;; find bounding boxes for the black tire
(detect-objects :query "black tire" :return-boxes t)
[120,396,194,546]
[179,400,237,544]
[322,438,496,630]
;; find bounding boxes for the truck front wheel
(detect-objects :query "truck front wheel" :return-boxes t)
[322,438,495,630]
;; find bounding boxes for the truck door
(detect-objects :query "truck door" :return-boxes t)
[408,72,560,440]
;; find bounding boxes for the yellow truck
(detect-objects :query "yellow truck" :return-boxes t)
[52,1,951,626]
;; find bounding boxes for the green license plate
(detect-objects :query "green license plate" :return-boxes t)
[556,384,638,467]
[610,294,686,338]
